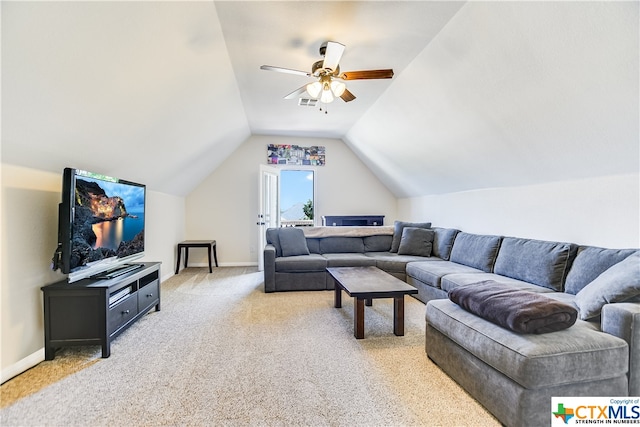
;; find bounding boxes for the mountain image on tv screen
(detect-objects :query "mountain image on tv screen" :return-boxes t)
[70,177,145,271]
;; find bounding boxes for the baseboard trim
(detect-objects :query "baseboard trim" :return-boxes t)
[179,262,258,268]
[1,348,45,384]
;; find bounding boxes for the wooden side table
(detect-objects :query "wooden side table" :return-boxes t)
[176,240,218,274]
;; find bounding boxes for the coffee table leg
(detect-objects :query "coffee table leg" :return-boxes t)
[393,296,405,336]
[334,282,342,308]
[354,297,365,339]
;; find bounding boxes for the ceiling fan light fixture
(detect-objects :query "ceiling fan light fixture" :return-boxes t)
[320,85,334,103]
[330,80,346,97]
[306,81,322,99]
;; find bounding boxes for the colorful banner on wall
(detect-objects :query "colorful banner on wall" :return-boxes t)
[267,144,325,166]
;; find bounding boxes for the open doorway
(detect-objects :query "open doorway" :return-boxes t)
[280,170,314,227]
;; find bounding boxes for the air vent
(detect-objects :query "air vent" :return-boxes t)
[298,98,317,107]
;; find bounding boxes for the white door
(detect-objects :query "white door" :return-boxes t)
[258,164,280,271]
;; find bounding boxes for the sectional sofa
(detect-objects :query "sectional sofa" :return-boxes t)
[263,224,639,427]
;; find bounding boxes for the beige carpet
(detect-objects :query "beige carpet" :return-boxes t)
[1,267,499,426]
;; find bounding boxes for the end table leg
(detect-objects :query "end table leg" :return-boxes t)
[184,248,189,269]
[175,247,182,274]
[207,245,213,273]
[354,297,365,339]
[213,243,219,267]
[365,298,372,306]
[394,296,405,336]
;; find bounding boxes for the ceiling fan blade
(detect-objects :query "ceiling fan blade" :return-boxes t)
[321,41,345,72]
[260,65,311,77]
[339,69,394,80]
[340,88,356,103]
[284,85,308,100]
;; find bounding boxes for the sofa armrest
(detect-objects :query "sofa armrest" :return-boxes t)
[263,244,276,293]
[601,302,640,396]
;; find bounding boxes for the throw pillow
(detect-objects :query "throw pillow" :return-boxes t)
[397,227,434,257]
[574,253,640,320]
[278,228,310,257]
[390,220,432,253]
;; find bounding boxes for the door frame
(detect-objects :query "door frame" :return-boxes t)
[258,164,280,271]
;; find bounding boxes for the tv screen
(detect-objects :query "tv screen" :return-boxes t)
[56,168,146,282]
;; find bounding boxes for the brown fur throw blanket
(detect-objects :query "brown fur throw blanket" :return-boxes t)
[448,281,578,334]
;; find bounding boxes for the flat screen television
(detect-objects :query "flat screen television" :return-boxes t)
[54,168,146,282]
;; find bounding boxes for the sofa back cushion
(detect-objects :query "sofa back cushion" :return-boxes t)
[266,228,282,257]
[363,235,393,252]
[494,237,577,291]
[304,238,320,254]
[432,228,460,260]
[449,233,502,272]
[565,246,638,295]
[319,236,365,254]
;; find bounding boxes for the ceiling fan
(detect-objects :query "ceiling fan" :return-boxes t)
[260,41,394,104]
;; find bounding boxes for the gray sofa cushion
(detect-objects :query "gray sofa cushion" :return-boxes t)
[565,246,638,295]
[363,235,392,252]
[441,273,557,294]
[449,232,502,272]
[575,253,640,320]
[390,221,431,252]
[275,254,327,272]
[279,228,310,257]
[406,260,484,289]
[322,253,377,268]
[432,227,459,260]
[319,236,365,254]
[397,227,434,257]
[365,252,428,274]
[426,299,629,389]
[493,237,577,292]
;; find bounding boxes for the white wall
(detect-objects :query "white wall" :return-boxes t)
[398,173,640,248]
[0,163,185,383]
[185,135,398,266]
[142,191,186,281]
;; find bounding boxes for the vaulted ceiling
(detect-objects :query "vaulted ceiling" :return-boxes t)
[2,1,638,197]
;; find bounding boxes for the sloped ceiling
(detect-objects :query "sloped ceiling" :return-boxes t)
[2,1,638,198]
[346,1,639,197]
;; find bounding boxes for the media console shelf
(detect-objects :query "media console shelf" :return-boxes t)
[322,215,385,226]
[41,262,161,360]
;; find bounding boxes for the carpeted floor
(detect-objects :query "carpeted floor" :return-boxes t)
[1,267,499,426]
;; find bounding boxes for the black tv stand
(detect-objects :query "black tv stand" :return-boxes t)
[92,263,143,280]
[41,262,161,360]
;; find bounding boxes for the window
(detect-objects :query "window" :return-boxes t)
[280,170,314,227]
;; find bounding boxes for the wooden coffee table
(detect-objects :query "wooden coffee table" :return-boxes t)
[327,266,418,339]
